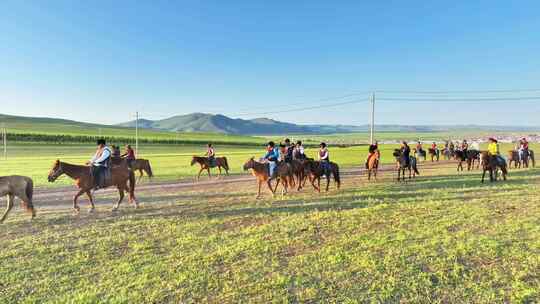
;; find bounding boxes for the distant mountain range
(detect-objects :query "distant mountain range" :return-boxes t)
[118,113,540,135]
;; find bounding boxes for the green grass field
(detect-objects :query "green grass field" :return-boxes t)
[0,142,535,188]
[0,163,539,303]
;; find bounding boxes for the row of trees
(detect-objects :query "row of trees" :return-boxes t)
[4,133,263,146]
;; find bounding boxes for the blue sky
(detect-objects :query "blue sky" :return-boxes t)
[1,0,540,126]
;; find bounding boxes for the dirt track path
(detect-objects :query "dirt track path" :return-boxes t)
[32,160,458,207]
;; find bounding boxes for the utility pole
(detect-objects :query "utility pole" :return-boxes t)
[370,92,375,144]
[135,111,139,157]
[2,123,6,160]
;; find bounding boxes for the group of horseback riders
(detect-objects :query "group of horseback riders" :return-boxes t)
[88,139,136,190]
[261,139,328,178]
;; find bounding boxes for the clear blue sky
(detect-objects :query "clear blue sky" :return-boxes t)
[1,0,539,126]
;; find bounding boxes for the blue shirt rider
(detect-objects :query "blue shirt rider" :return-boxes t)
[263,141,280,177]
[89,138,112,190]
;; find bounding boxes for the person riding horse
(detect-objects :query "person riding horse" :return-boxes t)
[318,142,330,174]
[519,137,529,163]
[293,140,306,160]
[283,138,294,163]
[461,140,469,152]
[205,143,216,167]
[263,141,280,178]
[365,141,379,169]
[488,137,506,167]
[121,145,136,168]
[400,141,411,167]
[416,141,424,156]
[88,139,112,190]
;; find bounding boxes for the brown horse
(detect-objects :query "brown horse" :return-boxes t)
[304,160,341,192]
[191,156,229,180]
[0,176,35,223]
[428,148,440,162]
[290,159,310,190]
[112,157,154,182]
[243,158,294,198]
[366,152,379,181]
[480,152,508,183]
[47,160,137,212]
[507,150,521,169]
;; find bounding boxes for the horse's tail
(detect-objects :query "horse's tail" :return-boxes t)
[145,160,154,178]
[333,163,341,189]
[23,178,35,215]
[222,157,230,171]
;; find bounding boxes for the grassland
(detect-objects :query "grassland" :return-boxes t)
[0,142,534,188]
[0,162,539,303]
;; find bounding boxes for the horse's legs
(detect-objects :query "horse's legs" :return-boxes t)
[481,169,486,183]
[138,169,144,183]
[73,189,85,213]
[0,194,14,223]
[267,179,275,195]
[112,187,125,211]
[217,166,222,179]
[197,168,204,181]
[207,167,211,179]
[325,175,330,192]
[85,190,95,212]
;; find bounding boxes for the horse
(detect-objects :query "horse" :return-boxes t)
[366,152,379,181]
[393,149,419,181]
[243,158,294,198]
[191,156,229,180]
[414,148,427,161]
[290,158,309,190]
[454,150,479,171]
[47,160,138,213]
[0,176,36,223]
[442,147,452,160]
[507,150,521,169]
[303,160,341,192]
[428,148,440,162]
[112,157,154,182]
[480,152,508,183]
[529,150,536,167]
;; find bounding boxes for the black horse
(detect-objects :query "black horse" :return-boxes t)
[393,149,419,181]
[480,152,508,183]
[455,149,480,171]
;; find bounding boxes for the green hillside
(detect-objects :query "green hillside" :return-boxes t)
[0,114,264,145]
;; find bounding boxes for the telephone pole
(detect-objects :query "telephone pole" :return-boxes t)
[135,111,139,157]
[370,92,375,144]
[2,123,6,160]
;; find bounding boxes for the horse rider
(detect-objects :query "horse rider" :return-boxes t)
[283,138,294,163]
[318,142,330,174]
[112,145,121,158]
[121,144,136,169]
[88,139,112,190]
[401,141,411,166]
[263,141,280,178]
[205,143,216,167]
[416,141,424,156]
[487,137,505,167]
[519,137,529,162]
[365,141,379,169]
[279,143,288,162]
[461,140,469,152]
[431,142,438,151]
[293,140,306,160]
[449,141,455,153]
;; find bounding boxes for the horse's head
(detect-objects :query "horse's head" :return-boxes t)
[48,160,63,182]
[243,157,255,171]
[190,156,197,166]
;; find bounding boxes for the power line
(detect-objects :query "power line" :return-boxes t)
[377,96,540,102]
[233,98,369,116]
[374,88,540,94]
